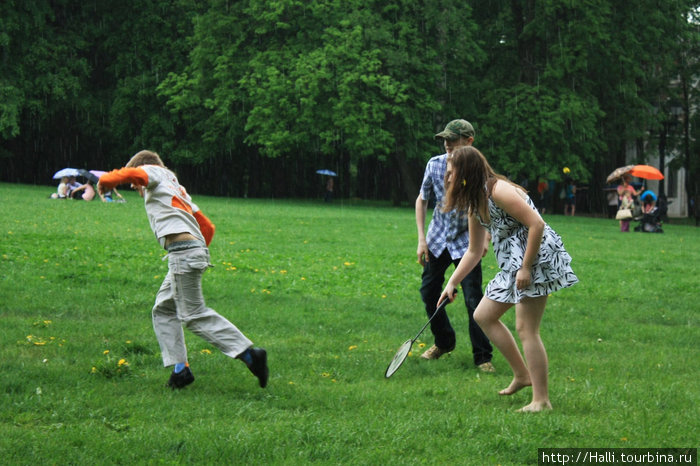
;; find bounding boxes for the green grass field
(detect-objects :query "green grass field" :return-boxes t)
[1,182,698,465]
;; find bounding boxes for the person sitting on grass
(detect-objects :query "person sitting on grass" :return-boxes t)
[69,180,96,201]
[65,176,82,199]
[640,190,657,214]
[50,177,69,199]
[97,150,268,390]
[438,146,578,412]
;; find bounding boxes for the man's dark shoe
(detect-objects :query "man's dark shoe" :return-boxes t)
[246,347,269,388]
[167,366,195,389]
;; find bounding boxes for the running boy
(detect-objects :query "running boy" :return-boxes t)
[98,150,268,389]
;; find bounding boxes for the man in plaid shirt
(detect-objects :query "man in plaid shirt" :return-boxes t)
[415,119,494,372]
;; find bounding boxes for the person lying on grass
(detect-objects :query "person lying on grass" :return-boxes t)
[98,150,268,390]
[438,146,578,412]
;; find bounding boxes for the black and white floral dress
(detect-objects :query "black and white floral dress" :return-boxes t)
[477,191,578,304]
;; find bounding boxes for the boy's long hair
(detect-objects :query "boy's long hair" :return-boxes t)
[126,150,164,168]
[442,146,523,223]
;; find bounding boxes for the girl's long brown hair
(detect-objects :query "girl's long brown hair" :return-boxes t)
[442,146,522,223]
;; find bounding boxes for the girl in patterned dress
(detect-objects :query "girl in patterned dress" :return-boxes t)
[438,146,578,412]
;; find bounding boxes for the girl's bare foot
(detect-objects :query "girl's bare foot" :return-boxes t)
[498,378,532,396]
[517,400,552,413]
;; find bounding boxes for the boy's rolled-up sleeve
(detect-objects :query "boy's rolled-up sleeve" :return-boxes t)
[99,167,149,190]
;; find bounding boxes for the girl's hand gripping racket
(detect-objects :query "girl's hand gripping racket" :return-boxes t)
[384,295,454,378]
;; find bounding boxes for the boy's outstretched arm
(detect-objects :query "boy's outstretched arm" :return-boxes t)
[98,167,149,194]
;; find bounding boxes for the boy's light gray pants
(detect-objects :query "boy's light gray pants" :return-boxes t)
[152,244,252,367]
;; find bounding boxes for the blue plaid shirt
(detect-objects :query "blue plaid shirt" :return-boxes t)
[420,153,471,259]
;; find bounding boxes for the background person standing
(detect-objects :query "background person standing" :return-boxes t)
[415,119,494,372]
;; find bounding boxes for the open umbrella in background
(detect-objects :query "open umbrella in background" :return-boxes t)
[316,169,337,176]
[76,169,107,183]
[53,168,80,179]
[605,165,634,184]
[606,164,664,184]
[77,169,97,183]
[629,165,664,180]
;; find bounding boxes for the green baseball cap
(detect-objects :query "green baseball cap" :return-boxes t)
[435,119,475,140]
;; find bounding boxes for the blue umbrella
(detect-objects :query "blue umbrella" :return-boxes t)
[316,169,337,176]
[53,168,80,179]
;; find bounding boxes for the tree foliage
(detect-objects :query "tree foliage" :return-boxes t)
[2,0,699,212]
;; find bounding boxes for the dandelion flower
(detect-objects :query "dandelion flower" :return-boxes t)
[103,350,110,355]
[118,359,128,366]
[348,345,358,351]
[200,349,212,355]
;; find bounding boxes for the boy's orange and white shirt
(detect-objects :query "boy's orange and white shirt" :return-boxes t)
[99,165,214,248]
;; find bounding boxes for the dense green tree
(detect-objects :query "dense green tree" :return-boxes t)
[676,4,700,215]
[159,0,484,200]
[0,1,93,179]
[474,0,700,212]
[2,0,699,214]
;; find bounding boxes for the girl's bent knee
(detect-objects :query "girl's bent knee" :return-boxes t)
[473,309,489,326]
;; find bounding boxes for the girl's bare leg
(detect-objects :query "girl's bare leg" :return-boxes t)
[474,298,531,395]
[514,296,552,412]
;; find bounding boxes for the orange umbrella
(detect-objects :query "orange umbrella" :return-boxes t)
[629,165,664,180]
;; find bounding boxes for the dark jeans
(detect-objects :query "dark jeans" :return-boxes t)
[419,249,492,365]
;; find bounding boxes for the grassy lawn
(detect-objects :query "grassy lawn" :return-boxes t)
[1,182,698,465]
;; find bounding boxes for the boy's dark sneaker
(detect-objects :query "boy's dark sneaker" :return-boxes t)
[246,347,269,388]
[167,366,195,389]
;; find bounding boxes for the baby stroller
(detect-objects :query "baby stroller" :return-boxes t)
[634,206,663,233]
